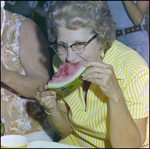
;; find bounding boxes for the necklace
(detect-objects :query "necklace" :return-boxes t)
[1,8,6,37]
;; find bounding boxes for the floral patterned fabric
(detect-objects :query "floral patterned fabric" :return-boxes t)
[1,13,52,135]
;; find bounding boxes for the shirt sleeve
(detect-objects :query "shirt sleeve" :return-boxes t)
[122,66,149,119]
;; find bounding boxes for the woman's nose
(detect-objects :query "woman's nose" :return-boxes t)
[66,47,75,62]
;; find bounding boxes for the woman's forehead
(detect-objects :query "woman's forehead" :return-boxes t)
[57,27,93,43]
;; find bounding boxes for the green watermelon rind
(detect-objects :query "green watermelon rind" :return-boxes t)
[47,75,83,92]
[47,67,88,93]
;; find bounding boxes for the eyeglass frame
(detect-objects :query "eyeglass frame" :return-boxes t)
[49,34,98,55]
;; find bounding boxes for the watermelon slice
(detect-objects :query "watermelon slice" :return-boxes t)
[47,61,87,92]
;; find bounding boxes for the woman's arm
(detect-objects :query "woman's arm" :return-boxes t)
[2,18,50,98]
[35,86,73,137]
[82,61,148,148]
[109,93,147,148]
[123,1,149,25]
[47,102,73,137]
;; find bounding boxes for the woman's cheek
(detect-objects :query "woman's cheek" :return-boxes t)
[58,55,66,64]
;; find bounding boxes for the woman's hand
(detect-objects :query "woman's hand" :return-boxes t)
[82,61,123,102]
[35,85,57,113]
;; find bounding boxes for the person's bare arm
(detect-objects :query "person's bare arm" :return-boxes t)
[2,18,50,98]
[82,62,148,148]
[109,95,147,148]
[123,1,149,25]
[35,86,73,137]
[47,102,73,137]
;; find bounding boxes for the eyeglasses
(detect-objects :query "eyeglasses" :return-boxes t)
[49,34,98,55]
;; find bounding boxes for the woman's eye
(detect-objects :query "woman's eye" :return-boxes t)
[73,44,85,49]
[58,45,66,49]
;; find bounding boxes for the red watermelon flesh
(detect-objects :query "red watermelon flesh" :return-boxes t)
[47,61,87,92]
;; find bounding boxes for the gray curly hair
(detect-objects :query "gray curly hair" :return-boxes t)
[46,1,116,52]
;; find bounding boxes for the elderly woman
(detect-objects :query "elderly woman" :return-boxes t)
[35,1,149,148]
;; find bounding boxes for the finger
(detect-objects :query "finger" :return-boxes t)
[37,90,56,105]
[38,98,44,106]
[40,94,56,103]
[41,90,56,97]
[86,78,106,88]
[85,73,109,87]
[82,66,100,77]
[35,89,41,101]
[84,62,113,72]
[84,61,106,68]
[38,96,51,106]
[36,85,46,93]
[44,98,56,109]
[82,72,102,80]
[82,64,113,77]
[82,66,106,78]
[85,78,100,85]
[35,85,48,99]
[40,96,56,109]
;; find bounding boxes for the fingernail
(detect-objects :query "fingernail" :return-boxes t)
[83,62,89,67]
[83,64,88,67]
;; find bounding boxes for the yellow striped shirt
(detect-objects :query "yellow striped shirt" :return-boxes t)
[52,40,149,148]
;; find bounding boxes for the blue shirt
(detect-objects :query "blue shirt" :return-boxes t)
[107,1,145,29]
